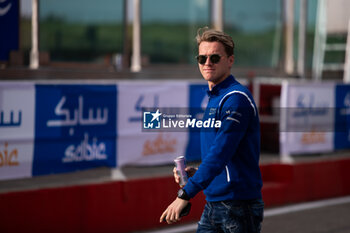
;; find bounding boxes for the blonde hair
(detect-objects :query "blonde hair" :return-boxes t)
[196,27,234,56]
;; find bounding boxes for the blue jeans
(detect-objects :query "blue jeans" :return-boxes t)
[197,199,264,233]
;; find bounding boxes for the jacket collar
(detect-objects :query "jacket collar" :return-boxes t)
[206,75,236,97]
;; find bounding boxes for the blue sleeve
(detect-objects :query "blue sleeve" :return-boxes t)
[183,93,256,198]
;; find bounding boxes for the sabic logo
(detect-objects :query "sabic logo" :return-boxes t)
[63,133,107,163]
[0,142,19,167]
[143,133,177,156]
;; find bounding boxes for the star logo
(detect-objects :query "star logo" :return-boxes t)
[151,109,162,122]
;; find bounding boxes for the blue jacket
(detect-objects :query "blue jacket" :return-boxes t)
[184,75,262,202]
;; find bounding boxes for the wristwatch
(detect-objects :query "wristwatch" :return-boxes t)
[177,188,190,201]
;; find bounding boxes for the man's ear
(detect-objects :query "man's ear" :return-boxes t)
[229,55,234,67]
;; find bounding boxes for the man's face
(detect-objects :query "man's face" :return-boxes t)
[198,41,234,88]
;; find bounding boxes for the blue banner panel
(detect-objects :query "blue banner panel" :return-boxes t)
[33,85,117,176]
[0,0,19,61]
[334,84,350,150]
[185,84,207,162]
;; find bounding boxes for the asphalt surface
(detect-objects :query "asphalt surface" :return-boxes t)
[262,199,350,233]
[140,196,350,233]
[1,151,350,233]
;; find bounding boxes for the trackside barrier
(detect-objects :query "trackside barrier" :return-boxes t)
[252,78,350,160]
[252,77,284,153]
[2,79,350,180]
[1,157,350,233]
[280,81,350,161]
[0,80,209,180]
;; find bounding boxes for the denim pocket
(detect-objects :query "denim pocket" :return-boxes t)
[224,203,244,233]
[223,200,264,233]
[250,200,264,220]
[249,200,264,232]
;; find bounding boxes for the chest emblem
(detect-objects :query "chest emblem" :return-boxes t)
[209,108,217,116]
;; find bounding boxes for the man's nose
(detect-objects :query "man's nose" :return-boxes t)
[205,57,212,65]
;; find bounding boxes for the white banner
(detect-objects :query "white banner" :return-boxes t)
[0,82,35,180]
[280,81,335,155]
[117,81,189,166]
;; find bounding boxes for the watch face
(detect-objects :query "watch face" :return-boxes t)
[178,189,184,197]
[178,188,189,200]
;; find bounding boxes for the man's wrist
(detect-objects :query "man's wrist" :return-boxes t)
[177,188,190,201]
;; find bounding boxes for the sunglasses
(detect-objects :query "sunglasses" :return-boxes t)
[196,54,223,65]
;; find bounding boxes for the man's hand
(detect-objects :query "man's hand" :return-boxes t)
[159,198,189,224]
[173,166,197,187]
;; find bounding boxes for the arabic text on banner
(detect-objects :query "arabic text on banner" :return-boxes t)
[33,84,117,175]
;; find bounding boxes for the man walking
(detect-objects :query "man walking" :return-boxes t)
[160,28,264,233]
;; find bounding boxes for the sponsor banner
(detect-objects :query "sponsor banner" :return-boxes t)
[280,82,335,155]
[117,82,189,166]
[185,84,208,162]
[334,84,350,149]
[0,0,19,61]
[0,82,35,180]
[33,84,117,176]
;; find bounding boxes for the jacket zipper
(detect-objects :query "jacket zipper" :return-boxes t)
[225,165,231,182]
